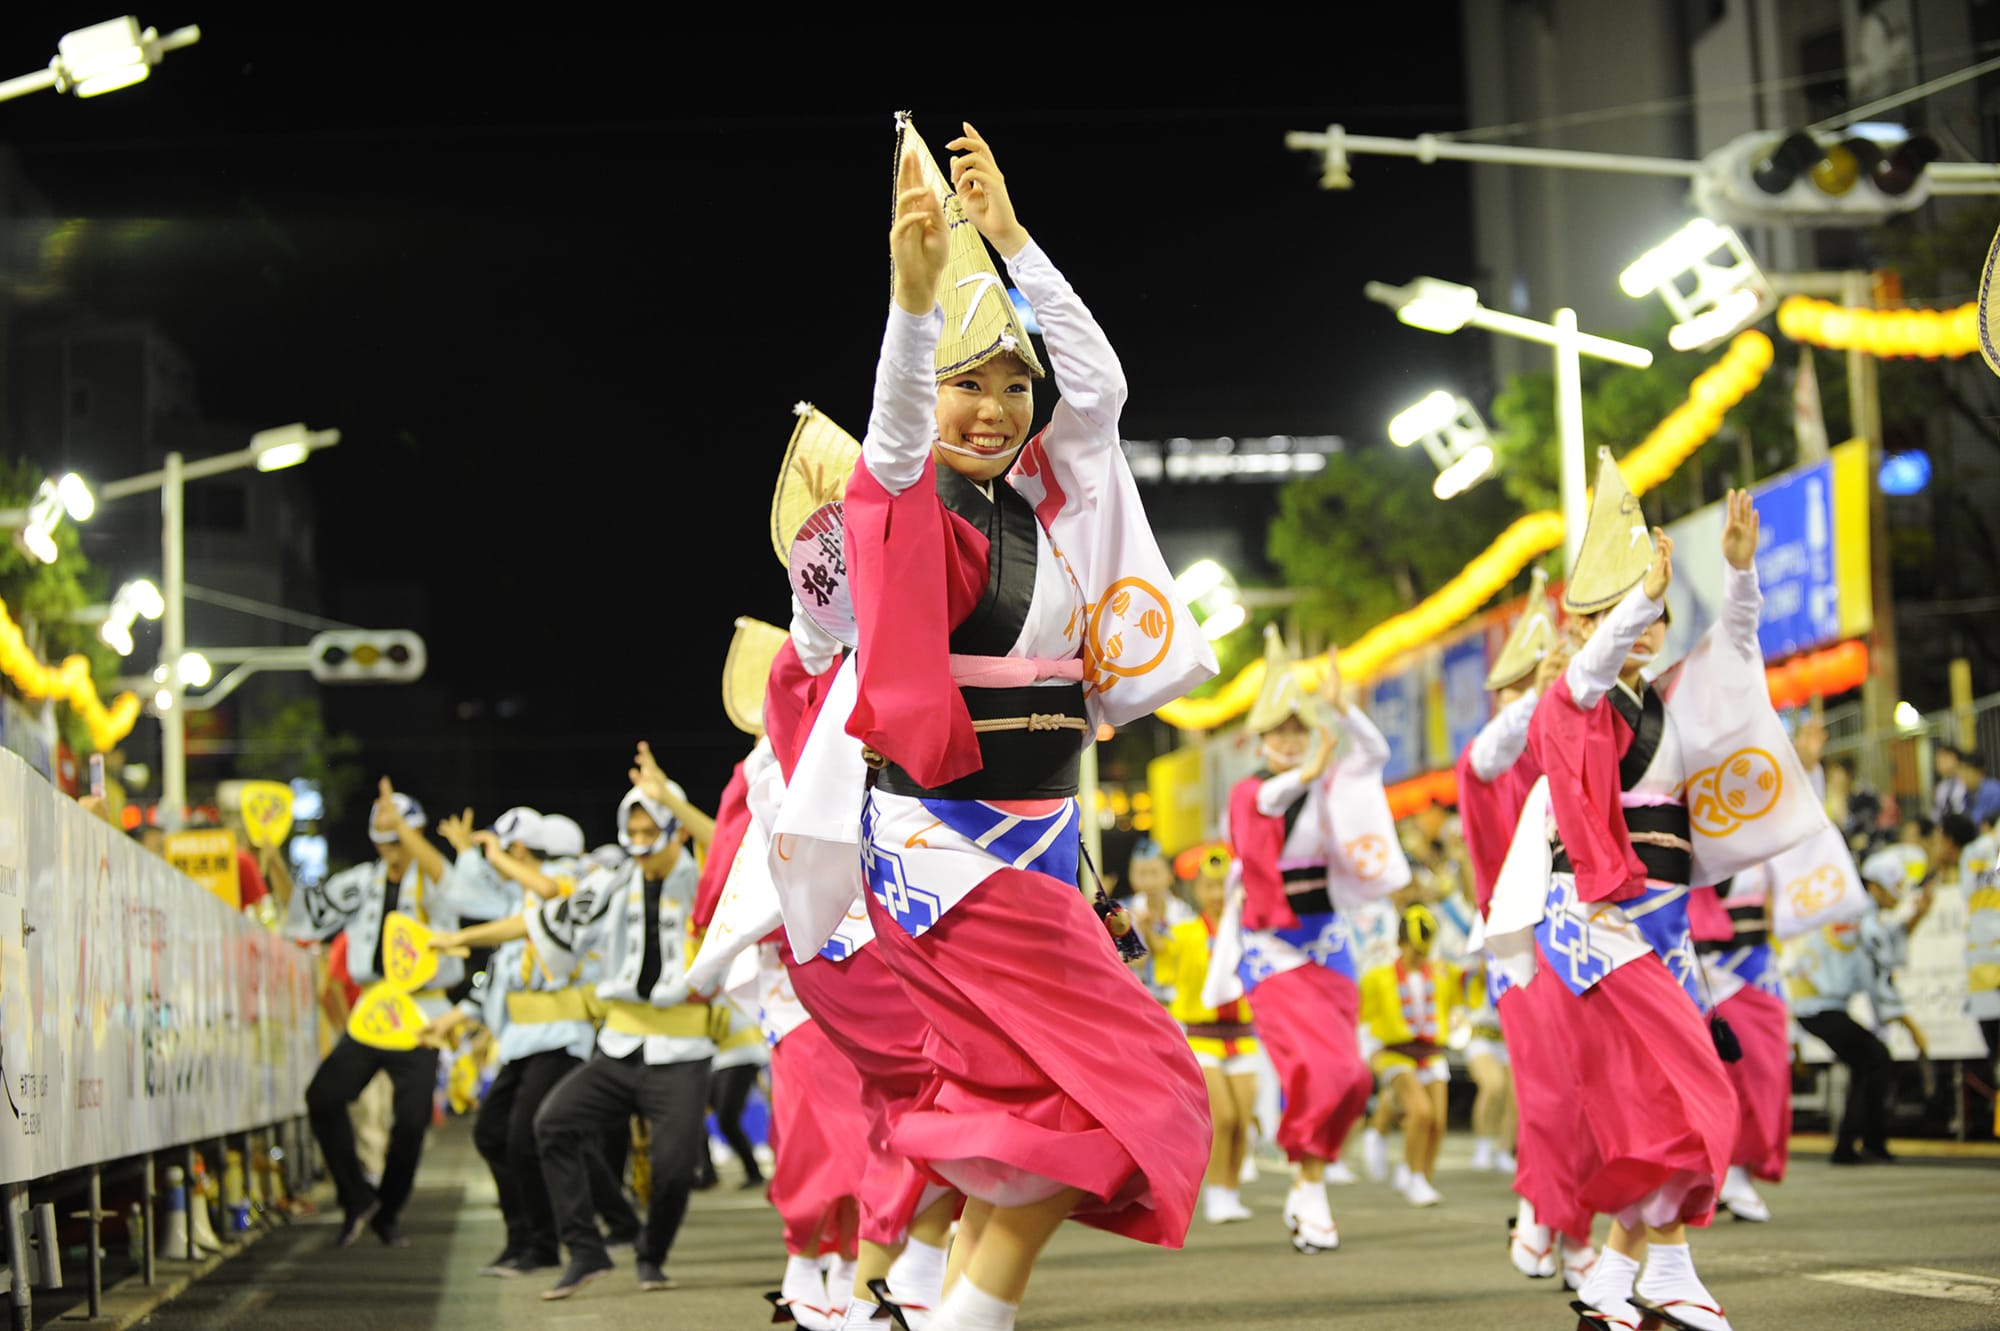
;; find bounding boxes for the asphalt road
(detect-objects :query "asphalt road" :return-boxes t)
[123,1127,2000,1331]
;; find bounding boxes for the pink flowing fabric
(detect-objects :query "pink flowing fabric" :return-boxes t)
[1498,979,1593,1247]
[863,872,1209,1247]
[784,945,935,1246]
[1455,742,1542,917]
[1531,675,1650,904]
[767,1018,872,1256]
[693,762,750,932]
[1249,964,1373,1163]
[1229,775,1300,932]
[1505,946,1737,1240]
[1685,885,1735,944]
[1717,984,1792,1181]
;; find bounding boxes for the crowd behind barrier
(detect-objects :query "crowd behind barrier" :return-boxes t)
[0,746,319,1187]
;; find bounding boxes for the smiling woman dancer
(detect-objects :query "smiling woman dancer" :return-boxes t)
[781,117,1218,1331]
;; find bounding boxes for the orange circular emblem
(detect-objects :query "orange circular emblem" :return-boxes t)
[1087,578,1175,682]
[1689,747,1783,838]
[1784,863,1843,916]
[1344,834,1391,881]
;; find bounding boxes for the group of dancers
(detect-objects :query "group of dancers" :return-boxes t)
[284,117,1845,1330]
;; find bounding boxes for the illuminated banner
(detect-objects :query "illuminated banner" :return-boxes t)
[1439,633,1491,760]
[1368,670,1426,784]
[0,748,317,1184]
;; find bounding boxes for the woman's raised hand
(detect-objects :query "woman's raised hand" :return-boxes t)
[1721,488,1759,571]
[891,144,948,316]
[1642,528,1675,601]
[946,122,1029,258]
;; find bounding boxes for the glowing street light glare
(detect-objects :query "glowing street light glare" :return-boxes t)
[254,441,311,472]
[101,620,135,657]
[1389,391,1461,447]
[19,524,58,565]
[153,688,174,713]
[1175,558,1229,603]
[1667,289,1764,351]
[126,578,165,620]
[1433,444,1496,500]
[1200,602,1249,642]
[177,652,213,688]
[250,422,339,471]
[56,472,95,521]
[1894,701,1922,729]
[1619,218,1725,297]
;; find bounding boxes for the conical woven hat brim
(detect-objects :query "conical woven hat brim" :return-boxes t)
[1980,222,2000,377]
[893,113,1045,380]
[1562,449,1655,615]
[722,617,790,736]
[1485,568,1557,691]
[1245,625,1317,734]
[771,407,862,568]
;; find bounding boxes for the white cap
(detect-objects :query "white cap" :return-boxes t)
[539,814,586,859]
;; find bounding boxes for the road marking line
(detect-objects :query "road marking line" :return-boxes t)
[1805,1267,2000,1306]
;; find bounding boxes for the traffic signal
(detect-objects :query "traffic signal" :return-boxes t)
[307,630,426,684]
[1694,128,1940,227]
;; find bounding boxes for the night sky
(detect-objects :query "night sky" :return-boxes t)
[5,9,1483,849]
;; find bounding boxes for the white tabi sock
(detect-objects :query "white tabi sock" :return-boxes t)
[841,1298,881,1330]
[826,1256,858,1310]
[784,1253,831,1305]
[1578,1247,1640,1311]
[1635,1241,1720,1307]
[932,1278,1017,1331]
[887,1235,947,1310]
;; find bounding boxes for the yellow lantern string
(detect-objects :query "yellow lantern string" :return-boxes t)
[0,596,142,751]
[1157,330,1774,732]
[1776,295,1979,360]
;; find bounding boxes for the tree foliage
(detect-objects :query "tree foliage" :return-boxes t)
[0,459,122,754]
[1270,308,1797,650]
[236,690,365,827]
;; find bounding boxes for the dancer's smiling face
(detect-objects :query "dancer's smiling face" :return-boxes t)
[1259,715,1312,772]
[933,353,1035,482]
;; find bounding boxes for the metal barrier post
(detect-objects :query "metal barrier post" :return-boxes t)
[183,1146,198,1261]
[86,1165,103,1317]
[142,1153,156,1286]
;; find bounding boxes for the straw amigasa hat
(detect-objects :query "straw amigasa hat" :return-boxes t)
[1562,448,1656,616]
[1484,567,1558,691]
[1244,623,1322,735]
[722,616,790,737]
[1980,222,2000,377]
[891,112,1046,382]
[770,403,862,567]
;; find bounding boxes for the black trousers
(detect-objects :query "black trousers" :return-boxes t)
[704,1062,764,1181]
[1801,1010,1895,1153]
[473,1050,639,1260]
[534,1051,711,1266]
[305,1036,437,1226]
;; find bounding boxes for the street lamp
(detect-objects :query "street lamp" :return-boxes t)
[95,578,166,656]
[1,472,96,564]
[1387,390,1496,500]
[1618,218,1776,353]
[1175,559,1249,642]
[86,425,341,828]
[1364,278,1652,571]
[0,16,202,105]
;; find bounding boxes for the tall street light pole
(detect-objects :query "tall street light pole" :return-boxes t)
[1363,278,1653,573]
[92,425,341,828]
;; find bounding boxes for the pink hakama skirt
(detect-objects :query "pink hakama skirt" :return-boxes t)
[786,946,935,1246]
[768,1018,871,1257]
[1248,964,1372,1164]
[1716,984,1792,1182]
[864,869,1208,1247]
[1500,977,1593,1245]
[1508,941,1738,1239]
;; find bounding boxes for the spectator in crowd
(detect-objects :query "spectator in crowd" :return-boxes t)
[1966,752,2000,832]
[1788,916,1894,1165]
[1932,744,1968,821]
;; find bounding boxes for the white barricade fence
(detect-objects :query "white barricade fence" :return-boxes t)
[0,747,318,1185]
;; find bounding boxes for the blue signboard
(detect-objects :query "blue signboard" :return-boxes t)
[1440,634,1492,760]
[1368,672,1423,784]
[1749,460,1840,660]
